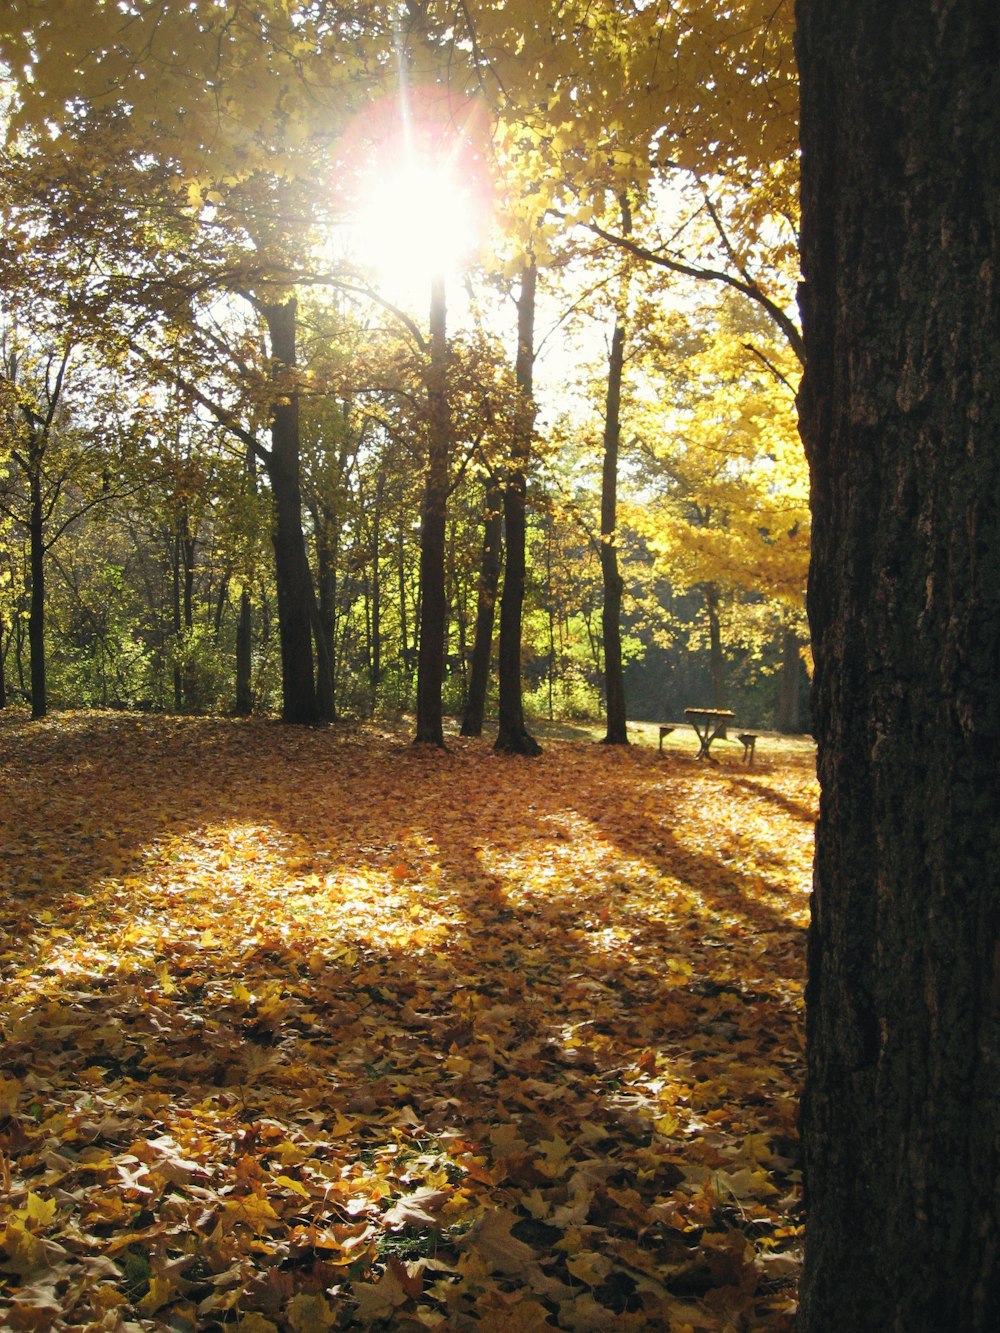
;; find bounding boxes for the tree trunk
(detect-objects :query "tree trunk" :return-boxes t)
[313,509,337,722]
[461,473,503,736]
[28,466,45,719]
[397,520,412,677]
[600,333,628,745]
[370,473,383,692]
[234,443,256,716]
[796,5,1000,1330]
[600,197,632,745]
[172,530,183,711]
[261,298,320,726]
[705,584,724,709]
[415,273,451,746]
[234,589,253,715]
[495,261,541,756]
[776,625,804,734]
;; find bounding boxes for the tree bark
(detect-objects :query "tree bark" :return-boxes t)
[776,625,803,734]
[705,583,724,710]
[495,261,541,756]
[370,472,384,693]
[415,273,451,746]
[261,298,320,726]
[27,464,45,719]
[600,198,632,745]
[234,443,256,716]
[461,473,503,736]
[600,327,628,745]
[796,4,1000,1329]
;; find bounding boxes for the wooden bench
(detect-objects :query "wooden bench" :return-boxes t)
[737,731,759,764]
[658,725,675,754]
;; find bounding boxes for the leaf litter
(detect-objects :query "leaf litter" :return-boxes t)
[0,711,815,1331]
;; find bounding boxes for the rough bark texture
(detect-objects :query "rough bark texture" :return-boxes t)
[796,3,1000,1329]
[415,274,450,747]
[461,474,503,737]
[262,299,320,726]
[495,262,541,757]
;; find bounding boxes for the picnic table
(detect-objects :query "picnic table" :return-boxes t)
[684,707,736,761]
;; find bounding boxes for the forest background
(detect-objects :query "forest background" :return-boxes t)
[0,0,808,740]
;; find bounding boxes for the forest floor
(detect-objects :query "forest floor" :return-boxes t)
[0,710,816,1332]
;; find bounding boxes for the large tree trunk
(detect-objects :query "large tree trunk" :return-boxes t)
[495,261,541,757]
[261,299,320,726]
[461,473,503,736]
[415,273,451,746]
[796,5,1000,1330]
[27,466,45,720]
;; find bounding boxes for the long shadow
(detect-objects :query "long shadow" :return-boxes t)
[730,773,819,825]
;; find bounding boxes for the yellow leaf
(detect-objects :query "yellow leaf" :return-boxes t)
[274,1174,310,1198]
[139,1275,176,1315]
[218,1192,281,1236]
[232,1316,278,1333]
[654,1112,680,1137]
[286,1292,338,1331]
[328,1109,354,1138]
[565,1250,612,1287]
[25,1193,56,1226]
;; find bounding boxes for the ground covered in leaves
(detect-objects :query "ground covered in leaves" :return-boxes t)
[0,712,816,1332]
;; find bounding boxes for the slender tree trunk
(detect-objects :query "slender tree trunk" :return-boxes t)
[776,625,803,734]
[312,506,337,723]
[397,522,411,677]
[370,474,383,692]
[261,298,320,725]
[181,529,197,707]
[234,443,256,716]
[495,261,541,756]
[0,626,7,708]
[600,198,632,744]
[415,273,451,746]
[461,473,503,736]
[705,584,725,709]
[27,467,45,719]
[235,591,253,715]
[797,5,1000,1329]
[171,530,183,711]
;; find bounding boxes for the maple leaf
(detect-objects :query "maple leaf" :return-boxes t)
[383,1186,450,1229]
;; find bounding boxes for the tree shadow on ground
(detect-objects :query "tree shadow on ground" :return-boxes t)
[0,711,810,1329]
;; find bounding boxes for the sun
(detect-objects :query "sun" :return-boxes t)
[337,87,494,308]
[353,154,484,300]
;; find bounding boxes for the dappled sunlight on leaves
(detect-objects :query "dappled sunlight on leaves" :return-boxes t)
[0,711,814,1330]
